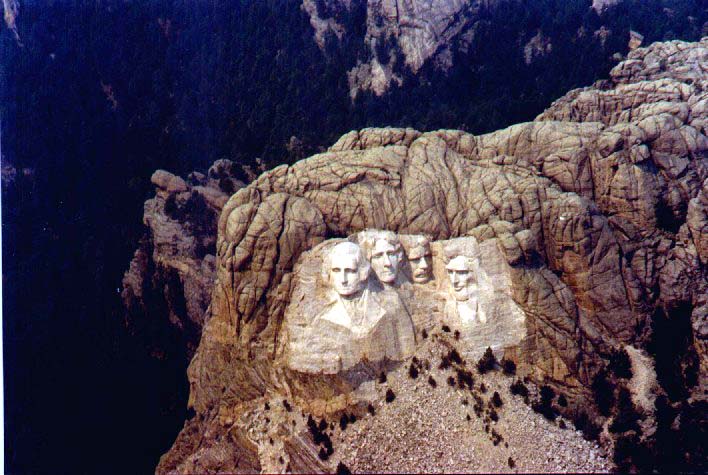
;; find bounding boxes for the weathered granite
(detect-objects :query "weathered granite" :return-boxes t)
[156,38,708,474]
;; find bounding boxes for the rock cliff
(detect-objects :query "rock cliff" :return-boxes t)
[151,38,707,473]
[304,0,491,97]
[121,160,245,359]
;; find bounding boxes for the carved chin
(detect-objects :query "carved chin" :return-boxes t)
[335,284,361,296]
[453,289,469,301]
[377,271,396,283]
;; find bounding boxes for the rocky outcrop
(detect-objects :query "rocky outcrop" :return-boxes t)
[304,0,490,97]
[156,38,707,473]
[121,160,244,359]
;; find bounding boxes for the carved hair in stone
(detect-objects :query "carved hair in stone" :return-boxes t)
[445,255,476,301]
[358,230,404,285]
[322,241,370,297]
[405,235,433,284]
[445,255,487,325]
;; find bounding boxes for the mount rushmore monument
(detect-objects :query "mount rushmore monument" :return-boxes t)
[123,37,708,473]
[282,230,525,375]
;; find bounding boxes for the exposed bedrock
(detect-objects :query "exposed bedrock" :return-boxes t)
[121,160,245,359]
[157,38,707,473]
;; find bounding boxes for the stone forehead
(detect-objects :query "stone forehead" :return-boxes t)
[373,239,398,252]
[358,229,401,250]
[445,255,473,271]
[330,251,359,268]
[407,244,431,259]
[332,241,362,257]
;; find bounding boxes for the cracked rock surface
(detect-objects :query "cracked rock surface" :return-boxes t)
[122,160,244,358]
[154,38,707,474]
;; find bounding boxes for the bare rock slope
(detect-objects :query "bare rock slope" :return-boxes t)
[156,38,707,473]
[122,160,244,358]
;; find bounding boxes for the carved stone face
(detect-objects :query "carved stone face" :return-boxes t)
[329,243,366,297]
[370,239,401,284]
[446,256,474,301]
[408,244,432,284]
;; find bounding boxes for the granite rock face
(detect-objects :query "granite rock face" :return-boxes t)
[121,160,244,358]
[304,0,490,97]
[156,38,707,473]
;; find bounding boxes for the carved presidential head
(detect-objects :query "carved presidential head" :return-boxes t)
[445,255,477,301]
[322,241,370,297]
[359,230,403,285]
[406,236,433,284]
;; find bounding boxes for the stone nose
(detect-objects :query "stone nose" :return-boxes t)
[419,257,429,269]
[382,254,391,266]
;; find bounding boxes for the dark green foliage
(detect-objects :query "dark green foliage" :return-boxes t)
[648,303,698,401]
[510,380,529,398]
[448,349,463,365]
[441,325,451,333]
[408,362,419,379]
[428,376,437,388]
[558,419,566,429]
[491,391,503,408]
[508,457,515,469]
[421,329,428,339]
[336,462,352,475]
[646,303,706,472]
[654,396,707,472]
[447,376,456,387]
[501,359,516,375]
[533,386,558,421]
[540,385,554,405]
[591,369,615,416]
[573,412,602,441]
[489,408,499,422]
[283,400,292,412]
[339,413,350,431]
[456,368,475,390]
[439,354,452,370]
[613,434,644,472]
[609,348,633,379]
[264,402,270,411]
[454,330,460,340]
[557,394,567,407]
[164,193,179,218]
[307,415,334,457]
[476,347,497,374]
[378,372,387,384]
[367,404,375,416]
[490,428,503,445]
[479,383,487,394]
[532,401,557,421]
[385,389,396,403]
[218,177,235,194]
[609,388,641,434]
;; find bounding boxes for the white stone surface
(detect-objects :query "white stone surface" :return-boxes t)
[281,231,527,373]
